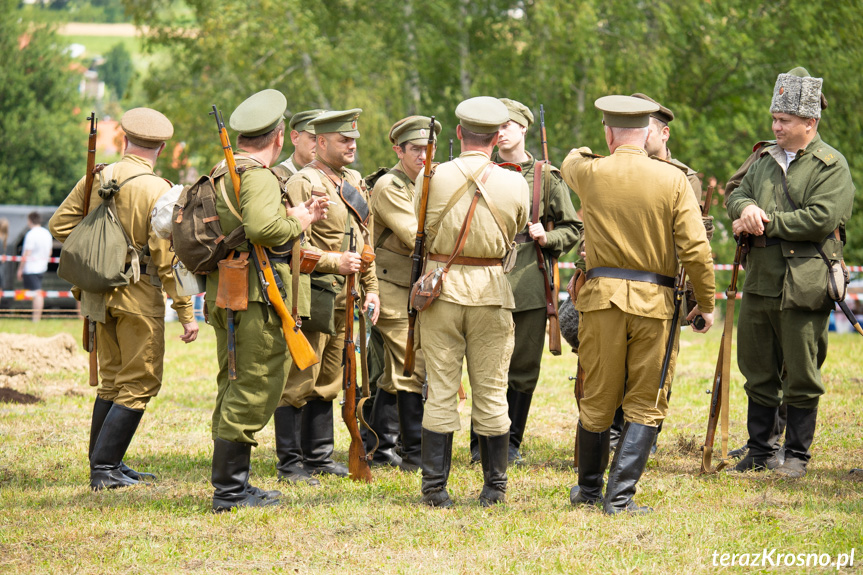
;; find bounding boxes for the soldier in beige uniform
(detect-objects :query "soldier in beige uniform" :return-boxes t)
[561,96,715,514]
[272,109,325,180]
[49,108,199,490]
[274,109,381,482]
[365,116,441,471]
[418,97,528,508]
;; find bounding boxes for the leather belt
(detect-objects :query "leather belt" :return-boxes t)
[748,235,781,248]
[586,266,675,288]
[265,249,291,265]
[429,253,501,266]
[514,232,533,244]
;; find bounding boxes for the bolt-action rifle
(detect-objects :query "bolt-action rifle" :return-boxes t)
[82,112,99,386]
[536,105,561,355]
[210,105,319,371]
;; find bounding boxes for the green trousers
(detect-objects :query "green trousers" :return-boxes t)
[507,308,547,395]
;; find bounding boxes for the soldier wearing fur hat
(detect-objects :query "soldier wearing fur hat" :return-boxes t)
[726,68,855,479]
[50,107,200,492]
[417,97,529,508]
[469,97,580,466]
[362,116,442,472]
[203,90,325,510]
[274,108,380,483]
[561,95,715,514]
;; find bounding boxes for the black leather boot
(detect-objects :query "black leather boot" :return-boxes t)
[211,438,280,512]
[570,422,610,507]
[301,399,348,477]
[478,432,509,506]
[397,391,423,472]
[89,397,156,482]
[420,428,454,508]
[733,398,782,472]
[507,389,532,465]
[603,422,657,515]
[366,391,402,467]
[274,405,319,486]
[609,406,625,451]
[775,405,817,478]
[469,423,480,464]
[90,404,146,490]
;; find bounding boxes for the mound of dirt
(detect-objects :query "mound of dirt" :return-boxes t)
[0,387,41,404]
[0,332,89,394]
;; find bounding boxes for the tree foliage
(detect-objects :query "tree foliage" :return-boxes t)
[100,42,134,99]
[0,2,84,205]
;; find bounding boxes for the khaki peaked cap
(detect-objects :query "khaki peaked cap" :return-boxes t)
[290,109,326,134]
[499,98,534,128]
[121,108,173,148]
[389,116,441,145]
[631,93,674,124]
[229,89,287,137]
[455,97,509,134]
[308,109,362,138]
[595,95,659,128]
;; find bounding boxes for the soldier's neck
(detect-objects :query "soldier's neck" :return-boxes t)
[497,145,530,164]
[312,156,345,183]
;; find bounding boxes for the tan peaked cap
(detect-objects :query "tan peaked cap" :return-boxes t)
[595,95,659,128]
[121,108,173,148]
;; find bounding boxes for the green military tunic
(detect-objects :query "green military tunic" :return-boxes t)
[417,151,529,435]
[726,134,855,409]
[491,150,581,395]
[562,145,714,432]
[205,153,304,445]
[369,161,425,395]
[50,154,194,411]
[280,162,378,407]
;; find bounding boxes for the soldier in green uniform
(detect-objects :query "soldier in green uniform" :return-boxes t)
[464,97,580,465]
[726,68,855,478]
[206,90,325,511]
[561,95,715,514]
[50,108,199,491]
[418,97,529,507]
[364,116,441,471]
[274,109,380,482]
[272,109,325,179]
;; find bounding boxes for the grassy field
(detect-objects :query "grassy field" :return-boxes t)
[1,318,861,574]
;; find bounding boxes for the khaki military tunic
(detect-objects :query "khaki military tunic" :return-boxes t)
[491,151,581,395]
[49,154,194,411]
[417,151,529,435]
[369,161,425,395]
[272,154,304,179]
[280,162,378,407]
[561,145,714,432]
[205,154,304,445]
[665,151,702,202]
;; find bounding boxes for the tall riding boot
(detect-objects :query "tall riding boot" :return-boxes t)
[301,399,348,477]
[478,432,509,506]
[609,406,625,451]
[89,397,156,482]
[733,398,782,471]
[90,404,146,490]
[397,391,424,472]
[420,428,454,508]
[775,405,817,478]
[507,389,533,465]
[570,422,610,507]
[366,391,402,467]
[603,422,657,515]
[469,423,480,464]
[274,405,319,486]
[774,402,788,464]
[211,438,279,512]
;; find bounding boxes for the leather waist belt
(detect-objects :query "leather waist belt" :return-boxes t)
[748,235,781,248]
[265,250,291,265]
[586,266,675,288]
[514,232,533,244]
[429,253,501,266]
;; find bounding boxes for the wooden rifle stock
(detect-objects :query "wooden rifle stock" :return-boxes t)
[342,230,372,482]
[210,105,318,371]
[701,234,742,473]
[404,117,436,377]
[82,112,99,385]
[538,106,562,355]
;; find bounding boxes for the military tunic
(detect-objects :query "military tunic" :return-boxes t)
[205,154,304,445]
[280,162,378,407]
[272,154,304,179]
[49,154,194,411]
[491,151,581,395]
[561,145,714,432]
[369,161,425,395]
[417,150,529,435]
[726,134,855,409]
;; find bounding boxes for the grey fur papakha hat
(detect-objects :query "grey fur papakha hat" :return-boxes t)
[770,67,823,119]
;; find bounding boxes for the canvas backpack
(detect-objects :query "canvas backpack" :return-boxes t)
[171,163,247,274]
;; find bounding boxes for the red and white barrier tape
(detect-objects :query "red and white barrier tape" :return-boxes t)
[1,255,61,264]
[1,290,75,300]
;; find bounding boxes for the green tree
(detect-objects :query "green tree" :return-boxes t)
[100,42,134,99]
[0,2,85,205]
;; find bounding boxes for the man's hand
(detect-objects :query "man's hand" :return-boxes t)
[338,251,362,274]
[363,293,380,325]
[685,305,713,333]
[179,320,199,343]
[528,222,548,246]
[735,205,770,236]
[287,197,328,231]
[16,268,23,281]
